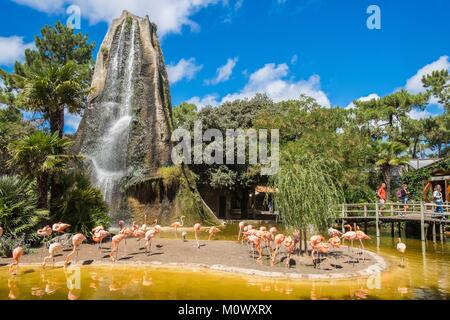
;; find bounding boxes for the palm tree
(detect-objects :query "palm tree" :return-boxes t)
[373,141,410,199]
[7,131,74,208]
[4,60,90,137]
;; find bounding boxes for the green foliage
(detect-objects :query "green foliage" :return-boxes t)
[172,102,198,130]
[0,175,49,245]
[269,158,344,233]
[52,171,110,235]
[422,69,449,112]
[157,165,182,189]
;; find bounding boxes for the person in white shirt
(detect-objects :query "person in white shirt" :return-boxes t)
[433,185,444,218]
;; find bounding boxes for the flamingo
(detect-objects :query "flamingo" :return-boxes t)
[283,236,295,268]
[355,225,370,256]
[260,230,274,255]
[271,233,286,266]
[341,224,357,252]
[140,214,148,231]
[170,216,185,239]
[247,235,262,264]
[119,221,132,255]
[37,225,53,254]
[292,230,301,254]
[9,246,24,274]
[328,236,341,268]
[42,243,63,268]
[92,228,110,250]
[396,238,406,267]
[328,227,342,238]
[310,235,325,247]
[269,227,278,248]
[237,221,245,241]
[193,223,201,248]
[311,241,330,269]
[144,225,161,256]
[207,226,221,240]
[64,233,86,267]
[52,222,71,234]
[110,233,127,262]
[131,227,146,250]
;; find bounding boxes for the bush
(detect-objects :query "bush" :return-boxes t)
[0,175,49,244]
[52,171,110,235]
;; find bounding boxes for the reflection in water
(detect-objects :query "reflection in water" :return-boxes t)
[0,228,449,300]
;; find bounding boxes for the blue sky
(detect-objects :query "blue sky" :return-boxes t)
[0,0,449,133]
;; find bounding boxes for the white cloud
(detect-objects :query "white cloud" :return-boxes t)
[290,54,298,65]
[222,63,330,106]
[408,109,433,120]
[187,94,220,109]
[205,57,238,85]
[167,58,203,84]
[405,55,450,94]
[189,62,330,107]
[346,93,380,109]
[0,36,34,65]
[65,112,82,132]
[12,0,223,37]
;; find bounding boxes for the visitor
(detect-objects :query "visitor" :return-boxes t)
[433,185,445,220]
[397,184,409,216]
[377,183,387,216]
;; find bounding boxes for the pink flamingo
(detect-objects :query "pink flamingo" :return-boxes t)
[37,225,53,253]
[355,225,370,255]
[237,221,245,241]
[144,225,161,255]
[52,222,71,234]
[283,236,295,268]
[207,226,221,240]
[271,233,286,266]
[131,227,146,250]
[328,227,342,238]
[92,227,110,250]
[193,223,202,248]
[311,241,330,269]
[260,230,274,255]
[9,246,24,274]
[110,233,126,262]
[42,243,63,268]
[119,221,132,255]
[341,224,357,252]
[328,236,341,268]
[396,238,406,267]
[247,235,262,264]
[64,233,86,267]
[170,216,185,239]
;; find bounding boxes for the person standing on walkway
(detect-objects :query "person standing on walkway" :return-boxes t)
[433,185,445,220]
[398,184,410,216]
[377,183,387,216]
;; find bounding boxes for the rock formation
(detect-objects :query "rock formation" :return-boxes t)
[74,11,218,224]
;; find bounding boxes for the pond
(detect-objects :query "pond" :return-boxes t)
[0,223,449,300]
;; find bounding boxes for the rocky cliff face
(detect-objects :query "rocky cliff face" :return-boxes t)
[74,11,173,215]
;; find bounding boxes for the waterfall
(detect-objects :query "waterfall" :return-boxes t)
[87,19,138,210]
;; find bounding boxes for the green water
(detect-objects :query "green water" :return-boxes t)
[0,223,449,300]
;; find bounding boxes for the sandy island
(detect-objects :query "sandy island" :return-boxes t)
[0,237,386,280]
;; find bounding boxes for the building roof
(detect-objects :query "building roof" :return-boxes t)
[407,158,442,170]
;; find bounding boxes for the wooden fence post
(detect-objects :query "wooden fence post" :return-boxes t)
[420,201,425,242]
[375,202,380,238]
[364,205,367,217]
[341,204,345,233]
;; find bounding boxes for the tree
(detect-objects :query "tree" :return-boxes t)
[8,131,74,208]
[422,69,450,112]
[173,102,198,130]
[422,116,449,158]
[3,61,90,137]
[373,141,410,199]
[0,21,94,137]
[269,158,343,254]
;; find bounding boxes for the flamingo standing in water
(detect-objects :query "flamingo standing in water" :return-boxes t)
[207,226,221,240]
[42,243,63,268]
[170,216,185,239]
[64,233,86,267]
[271,233,286,266]
[118,220,132,255]
[9,246,24,274]
[396,238,406,267]
[193,223,201,248]
[237,221,245,241]
[145,225,162,255]
[341,224,357,252]
[52,222,71,234]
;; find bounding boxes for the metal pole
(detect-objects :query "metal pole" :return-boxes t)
[375,202,380,238]
[420,201,425,242]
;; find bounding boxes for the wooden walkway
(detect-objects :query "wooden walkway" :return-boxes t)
[337,202,449,243]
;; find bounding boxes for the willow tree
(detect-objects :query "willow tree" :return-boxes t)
[269,158,343,254]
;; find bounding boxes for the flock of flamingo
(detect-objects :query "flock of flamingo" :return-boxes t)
[0,217,407,274]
